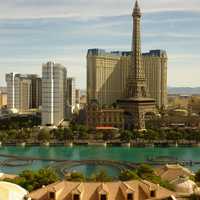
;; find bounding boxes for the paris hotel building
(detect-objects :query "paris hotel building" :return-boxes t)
[87,49,167,109]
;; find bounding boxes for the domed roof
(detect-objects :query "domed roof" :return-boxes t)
[0,181,28,200]
[172,176,197,194]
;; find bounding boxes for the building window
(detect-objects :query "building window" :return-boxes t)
[127,193,133,200]
[150,190,156,197]
[49,192,55,199]
[100,194,107,200]
[73,194,80,200]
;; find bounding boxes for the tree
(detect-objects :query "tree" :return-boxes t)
[78,125,88,133]
[66,172,85,182]
[78,131,89,140]
[95,131,103,140]
[120,130,133,142]
[144,129,160,141]
[52,128,64,141]
[0,131,8,142]
[102,131,116,141]
[132,130,142,140]
[189,131,200,142]
[64,128,74,140]
[7,129,18,140]
[90,170,112,182]
[137,164,154,178]
[156,129,167,140]
[35,168,59,188]
[38,129,50,142]
[4,168,59,192]
[119,170,139,181]
[166,130,182,141]
[16,129,30,142]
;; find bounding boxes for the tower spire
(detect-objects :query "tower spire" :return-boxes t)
[135,0,139,9]
[117,0,156,131]
[126,0,147,98]
[133,0,141,17]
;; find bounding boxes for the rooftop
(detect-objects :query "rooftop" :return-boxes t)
[155,164,194,183]
[87,49,167,57]
[27,180,175,200]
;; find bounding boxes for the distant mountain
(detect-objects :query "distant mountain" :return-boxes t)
[1,86,199,96]
[168,87,200,95]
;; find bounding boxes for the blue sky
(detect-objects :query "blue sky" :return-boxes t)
[0,0,200,89]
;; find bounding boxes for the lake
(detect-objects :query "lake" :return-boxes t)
[0,146,200,177]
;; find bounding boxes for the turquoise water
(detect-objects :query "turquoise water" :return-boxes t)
[67,164,121,179]
[0,146,200,175]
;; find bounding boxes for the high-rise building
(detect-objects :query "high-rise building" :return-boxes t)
[0,92,7,108]
[42,62,67,126]
[87,0,158,131]
[75,89,80,105]
[0,87,7,93]
[6,73,32,113]
[67,77,76,115]
[87,49,167,109]
[142,50,167,109]
[6,73,16,111]
[6,73,42,113]
[87,49,122,107]
[28,75,42,109]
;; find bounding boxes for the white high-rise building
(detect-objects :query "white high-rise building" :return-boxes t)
[42,62,67,126]
[66,77,76,115]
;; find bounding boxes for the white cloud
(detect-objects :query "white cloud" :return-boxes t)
[0,0,200,20]
[169,53,200,60]
[144,33,200,39]
[0,1,199,87]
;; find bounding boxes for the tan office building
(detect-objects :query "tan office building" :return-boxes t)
[0,92,7,108]
[6,73,42,113]
[87,49,167,109]
[6,73,32,113]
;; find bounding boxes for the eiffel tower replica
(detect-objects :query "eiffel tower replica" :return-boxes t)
[117,0,156,131]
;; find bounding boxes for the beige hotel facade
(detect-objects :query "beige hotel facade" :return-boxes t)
[87,49,167,109]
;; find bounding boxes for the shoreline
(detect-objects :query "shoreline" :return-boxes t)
[1,140,200,147]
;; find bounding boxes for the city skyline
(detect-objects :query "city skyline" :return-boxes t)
[0,0,200,88]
